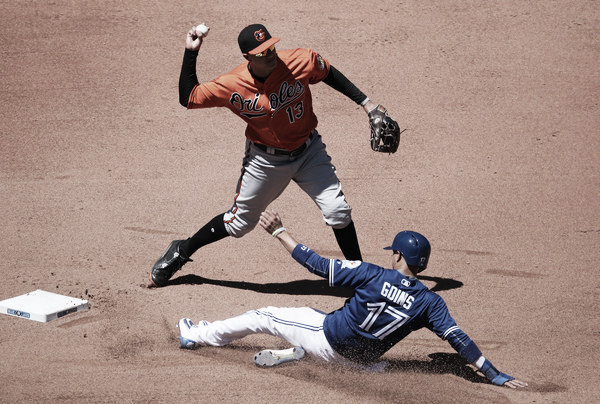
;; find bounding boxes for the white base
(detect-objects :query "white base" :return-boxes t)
[0,289,89,323]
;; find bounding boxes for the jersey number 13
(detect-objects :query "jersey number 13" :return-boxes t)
[285,101,304,123]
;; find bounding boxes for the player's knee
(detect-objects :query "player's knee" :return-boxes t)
[223,213,258,238]
[322,203,352,228]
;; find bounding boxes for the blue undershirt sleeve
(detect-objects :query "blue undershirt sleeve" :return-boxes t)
[443,326,482,364]
[291,244,330,279]
[292,244,311,265]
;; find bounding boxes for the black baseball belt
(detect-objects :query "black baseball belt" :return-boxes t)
[253,131,315,157]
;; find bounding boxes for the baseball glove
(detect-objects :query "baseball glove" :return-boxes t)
[368,105,401,154]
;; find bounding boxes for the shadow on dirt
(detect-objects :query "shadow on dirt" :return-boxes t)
[167,274,463,296]
[386,352,486,383]
[197,345,488,386]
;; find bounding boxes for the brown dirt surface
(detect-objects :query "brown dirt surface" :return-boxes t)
[1,1,598,403]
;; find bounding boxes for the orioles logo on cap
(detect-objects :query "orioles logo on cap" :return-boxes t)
[254,29,266,42]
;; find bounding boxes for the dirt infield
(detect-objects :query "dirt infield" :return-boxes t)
[1,1,598,403]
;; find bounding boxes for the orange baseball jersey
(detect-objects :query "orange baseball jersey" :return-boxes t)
[187,48,331,150]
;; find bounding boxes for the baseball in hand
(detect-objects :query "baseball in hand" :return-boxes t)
[196,24,209,37]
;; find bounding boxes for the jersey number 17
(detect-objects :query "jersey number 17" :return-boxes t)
[359,302,410,340]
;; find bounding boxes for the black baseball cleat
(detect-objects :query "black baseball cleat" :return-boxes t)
[150,240,193,287]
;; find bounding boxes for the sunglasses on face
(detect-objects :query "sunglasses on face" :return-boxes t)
[253,45,276,57]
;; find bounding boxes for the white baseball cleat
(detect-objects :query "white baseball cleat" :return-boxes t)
[254,346,305,367]
[177,318,208,349]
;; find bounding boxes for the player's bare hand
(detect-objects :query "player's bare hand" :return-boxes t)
[260,210,283,234]
[503,378,528,389]
[185,27,205,51]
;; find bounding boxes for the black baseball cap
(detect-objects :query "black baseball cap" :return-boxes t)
[238,24,280,55]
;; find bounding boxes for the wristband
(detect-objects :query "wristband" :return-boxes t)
[479,358,515,386]
[479,358,499,380]
[272,227,286,238]
[360,97,370,106]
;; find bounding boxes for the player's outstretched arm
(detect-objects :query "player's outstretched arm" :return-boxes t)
[442,326,527,389]
[260,210,334,279]
[259,210,299,254]
[179,24,208,107]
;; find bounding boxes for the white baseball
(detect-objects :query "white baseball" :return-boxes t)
[196,24,209,37]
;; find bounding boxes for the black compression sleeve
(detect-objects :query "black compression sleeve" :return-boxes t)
[323,65,368,105]
[179,48,200,107]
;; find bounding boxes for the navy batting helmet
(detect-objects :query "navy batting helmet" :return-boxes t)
[383,231,431,272]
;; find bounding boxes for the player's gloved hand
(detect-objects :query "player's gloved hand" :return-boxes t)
[475,358,528,389]
[368,105,401,154]
[491,372,514,386]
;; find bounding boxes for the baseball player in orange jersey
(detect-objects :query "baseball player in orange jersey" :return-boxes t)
[150,23,401,287]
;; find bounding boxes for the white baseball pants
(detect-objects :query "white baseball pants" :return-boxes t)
[186,306,389,371]
[187,306,343,362]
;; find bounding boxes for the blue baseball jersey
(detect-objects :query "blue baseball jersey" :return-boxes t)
[292,244,481,364]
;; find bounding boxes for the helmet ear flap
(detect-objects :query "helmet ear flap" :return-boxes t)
[385,231,431,272]
[417,252,430,272]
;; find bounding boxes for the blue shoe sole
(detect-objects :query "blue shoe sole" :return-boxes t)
[179,336,196,349]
